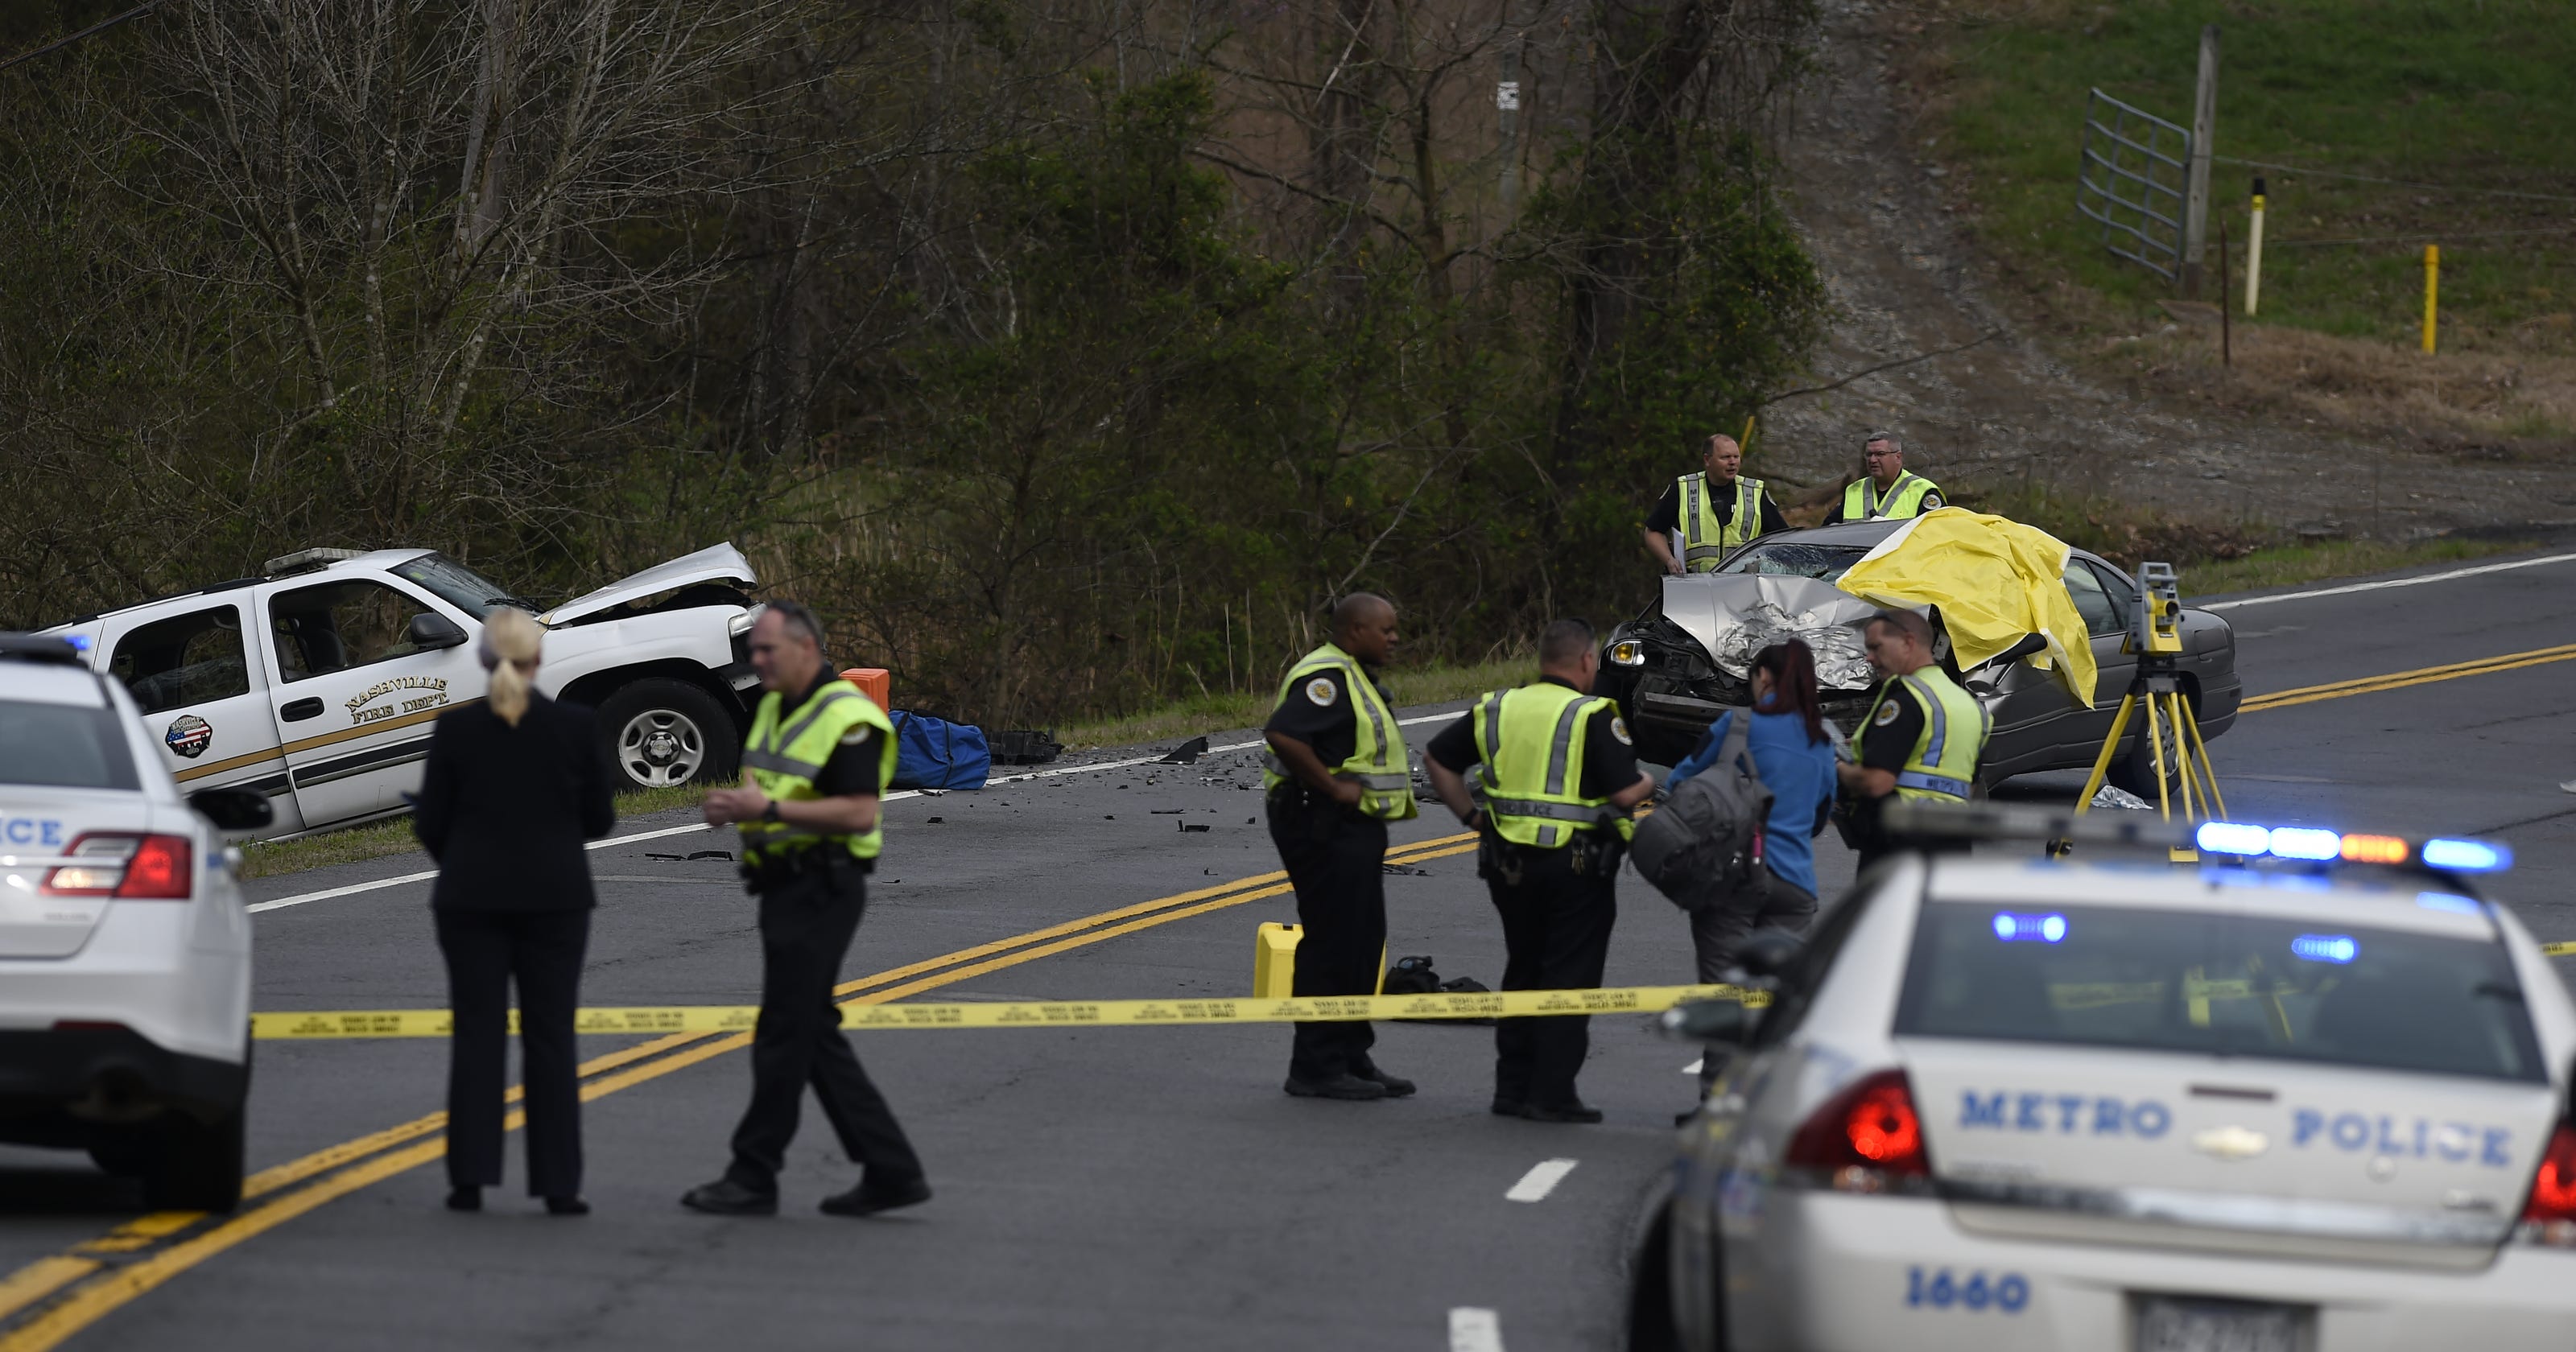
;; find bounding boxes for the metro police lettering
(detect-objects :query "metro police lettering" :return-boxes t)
[1959,1090,2172,1139]
[0,815,65,847]
[2289,1109,2512,1168]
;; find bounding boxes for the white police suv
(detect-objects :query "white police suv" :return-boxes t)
[1637,803,2576,1352]
[0,634,272,1211]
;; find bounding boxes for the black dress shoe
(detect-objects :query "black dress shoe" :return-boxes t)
[1351,1062,1417,1098]
[1490,1098,1527,1117]
[544,1196,591,1216]
[680,1178,778,1215]
[1283,1072,1389,1101]
[1520,1100,1605,1123]
[445,1185,481,1212]
[820,1177,931,1218]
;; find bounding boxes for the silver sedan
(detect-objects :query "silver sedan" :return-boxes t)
[1595,520,2240,796]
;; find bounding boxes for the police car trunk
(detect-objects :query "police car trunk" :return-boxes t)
[1888,859,2571,1274]
[0,670,177,961]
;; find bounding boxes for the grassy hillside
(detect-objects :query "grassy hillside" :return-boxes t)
[1924,0,2576,350]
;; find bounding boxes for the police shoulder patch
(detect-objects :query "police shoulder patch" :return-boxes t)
[840,724,873,745]
[1872,701,1901,727]
[1610,715,1633,746]
[1304,677,1339,707]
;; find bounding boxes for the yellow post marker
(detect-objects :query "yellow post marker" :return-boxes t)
[2244,178,2265,316]
[1253,921,1300,997]
[2422,245,2439,354]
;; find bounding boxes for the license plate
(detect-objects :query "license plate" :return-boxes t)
[2135,1296,2307,1352]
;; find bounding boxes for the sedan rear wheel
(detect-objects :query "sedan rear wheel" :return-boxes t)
[142,1103,243,1213]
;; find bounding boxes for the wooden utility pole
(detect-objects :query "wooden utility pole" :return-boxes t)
[1497,31,1525,214]
[2180,24,2219,299]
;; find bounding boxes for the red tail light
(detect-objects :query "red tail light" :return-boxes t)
[39,833,191,899]
[2522,1121,2576,1246]
[116,836,192,899]
[1785,1069,1930,1189]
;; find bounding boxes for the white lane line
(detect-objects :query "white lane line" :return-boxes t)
[1682,1057,1703,1075]
[1505,1158,1579,1203]
[2202,551,2576,611]
[247,708,1476,913]
[1448,1307,1505,1352]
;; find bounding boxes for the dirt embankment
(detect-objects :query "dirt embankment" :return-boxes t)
[1744,0,2576,547]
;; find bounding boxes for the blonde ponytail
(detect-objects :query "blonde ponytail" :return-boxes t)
[480,608,544,728]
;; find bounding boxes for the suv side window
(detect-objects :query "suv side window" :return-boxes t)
[109,605,251,714]
[270,581,432,682]
[2062,563,2122,638]
[1747,888,1876,1049]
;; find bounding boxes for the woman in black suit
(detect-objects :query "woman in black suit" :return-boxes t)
[413,607,613,1214]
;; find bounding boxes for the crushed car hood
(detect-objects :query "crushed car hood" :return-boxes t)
[1660,573,1880,691]
[541,543,757,625]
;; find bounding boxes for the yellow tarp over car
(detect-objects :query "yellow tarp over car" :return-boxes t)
[1833,507,2098,707]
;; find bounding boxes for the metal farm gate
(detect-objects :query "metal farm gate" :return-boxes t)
[2078,88,2190,282]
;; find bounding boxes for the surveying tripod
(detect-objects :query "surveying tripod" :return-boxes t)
[2067,563,2226,860]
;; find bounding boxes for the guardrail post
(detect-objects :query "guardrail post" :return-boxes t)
[2422,245,2440,354]
[2180,25,2220,297]
[2245,177,2265,315]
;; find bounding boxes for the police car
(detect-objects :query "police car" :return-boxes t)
[1634,803,2576,1352]
[0,634,275,1210]
[41,543,761,838]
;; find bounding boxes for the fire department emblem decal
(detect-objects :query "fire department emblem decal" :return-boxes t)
[166,714,214,760]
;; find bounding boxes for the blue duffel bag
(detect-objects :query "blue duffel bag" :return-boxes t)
[889,711,991,790]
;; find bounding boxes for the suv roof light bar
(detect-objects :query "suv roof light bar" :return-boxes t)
[261,546,371,575]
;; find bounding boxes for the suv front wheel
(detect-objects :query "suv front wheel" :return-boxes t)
[597,678,741,791]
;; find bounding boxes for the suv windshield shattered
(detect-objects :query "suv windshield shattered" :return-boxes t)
[390,554,537,618]
[1717,542,1869,583]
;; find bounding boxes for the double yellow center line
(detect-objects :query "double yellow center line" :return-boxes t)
[2240,641,2576,714]
[0,831,1481,1350]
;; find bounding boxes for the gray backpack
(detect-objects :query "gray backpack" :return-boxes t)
[1630,714,1773,913]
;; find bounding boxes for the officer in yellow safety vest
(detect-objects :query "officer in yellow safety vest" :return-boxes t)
[1837,608,1988,875]
[1823,431,1945,524]
[1424,620,1656,1123]
[1261,592,1419,1102]
[1644,432,1788,575]
[683,600,929,1219]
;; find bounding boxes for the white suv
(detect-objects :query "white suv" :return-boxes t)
[0,634,272,1211]
[43,542,760,839]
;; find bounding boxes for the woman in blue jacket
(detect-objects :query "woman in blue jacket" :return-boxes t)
[1665,639,1839,1050]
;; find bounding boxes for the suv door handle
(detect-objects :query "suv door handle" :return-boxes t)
[279,698,324,723]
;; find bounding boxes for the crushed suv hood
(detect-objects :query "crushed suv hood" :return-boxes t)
[1659,573,1879,691]
[541,544,755,625]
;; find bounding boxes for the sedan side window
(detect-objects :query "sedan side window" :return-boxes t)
[2062,563,2122,638]
[109,605,250,714]
[270,581,433,682]
[2087,561,2140,621]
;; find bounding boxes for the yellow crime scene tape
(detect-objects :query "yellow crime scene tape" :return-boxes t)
[2550,941,2576,958]
[252,983,1763,1039]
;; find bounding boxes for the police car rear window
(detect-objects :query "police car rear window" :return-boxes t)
[1894,901,2545,1083]
[0,699,141,792]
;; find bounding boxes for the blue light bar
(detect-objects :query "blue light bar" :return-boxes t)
[2196,822,2271,856]
[2290,934,2359,964]
[2421,838,2512,873]
[1993,912,2068,943]
[2265,827,2342,862]
[2416,891,2483,917]
[64,633,92,653]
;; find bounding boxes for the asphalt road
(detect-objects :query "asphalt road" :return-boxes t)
[6,546,2576,1352]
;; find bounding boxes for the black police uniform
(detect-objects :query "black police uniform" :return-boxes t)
[1424,681,1641,1118]
[1262,665,1398,1090]
[724,674,925,1203]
